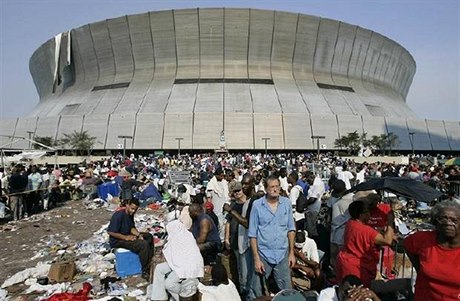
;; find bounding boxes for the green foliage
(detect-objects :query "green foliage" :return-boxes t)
[58,130,96,155]
[32,136,56,149]
[334,131,366,155]
[335,131,399,156]
[368,132,399,155]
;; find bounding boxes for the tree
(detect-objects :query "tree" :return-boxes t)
[369,135,387,155]
[334,131,366,155]
[59,130,96,156]
[368,133,399,155]
[386,132,399,155]
[32,136,56,150]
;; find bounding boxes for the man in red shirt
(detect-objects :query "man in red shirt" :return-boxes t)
[367,193,394,230]
[366,193,395,279]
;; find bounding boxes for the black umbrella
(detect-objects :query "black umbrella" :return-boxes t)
[348,177,443,203]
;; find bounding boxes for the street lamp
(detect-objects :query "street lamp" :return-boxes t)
[175,137,184,157]
[118,135,133,158]
[26,131,34,149]
[311,135,326,160]
[261,137,270,157]
[408,132,415,157]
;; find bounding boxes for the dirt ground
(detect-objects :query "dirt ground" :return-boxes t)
[0,200,113,286]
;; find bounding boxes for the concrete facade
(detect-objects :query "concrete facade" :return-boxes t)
[2,8,459,151]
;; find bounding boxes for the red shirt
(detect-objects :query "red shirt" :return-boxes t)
[404,231,460,301]
[336,220,379,286]
[368,203,391,229]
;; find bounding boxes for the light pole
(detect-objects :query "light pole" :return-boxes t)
[311,135,326,160]
[175,137,184,157]
[118,135,133,158]
[409,132,415,157]
[261,137,270,157]
[26,131,34,149]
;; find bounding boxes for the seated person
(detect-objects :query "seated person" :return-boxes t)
[177,183,196,204]
[197,263,241,301]
[292,230,323,291]
[189,203,222,265]
[151,220,203,301]
[318,274,381,301]
[107,199,153,279]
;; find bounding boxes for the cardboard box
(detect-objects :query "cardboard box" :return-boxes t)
[48,261,76,283]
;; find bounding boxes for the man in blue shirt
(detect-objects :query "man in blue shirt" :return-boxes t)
[248,175,296,298]
[107,199,153,279]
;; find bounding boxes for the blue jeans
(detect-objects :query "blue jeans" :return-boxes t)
[249,250,292,298]
[234,248,253,300]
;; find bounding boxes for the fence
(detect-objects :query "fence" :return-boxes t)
[372,238,415,300]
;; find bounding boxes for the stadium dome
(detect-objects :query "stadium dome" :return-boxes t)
[1,8,459,151]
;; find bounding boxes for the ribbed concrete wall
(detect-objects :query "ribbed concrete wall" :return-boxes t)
[7,8,456,151]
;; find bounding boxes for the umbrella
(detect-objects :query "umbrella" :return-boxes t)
[445,157,460,166]
[348,177,442,203]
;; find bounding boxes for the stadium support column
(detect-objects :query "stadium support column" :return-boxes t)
[262,137,270,157]
[409,132,415,157]
[26,131,34,150]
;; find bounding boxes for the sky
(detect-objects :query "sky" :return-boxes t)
[1,0,459,121]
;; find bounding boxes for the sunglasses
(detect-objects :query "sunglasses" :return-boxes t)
[233,189,242,193]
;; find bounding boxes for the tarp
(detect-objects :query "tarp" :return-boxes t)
[348,177,443,203]
[2,151,47,164]
[138,183,162,201]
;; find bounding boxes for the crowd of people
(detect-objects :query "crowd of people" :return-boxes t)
[1,151,460,300]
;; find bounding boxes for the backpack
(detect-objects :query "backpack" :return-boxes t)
[295,188,308,213]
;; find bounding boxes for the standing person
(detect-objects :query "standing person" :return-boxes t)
[365,193,395,278]
[335,200,394,287]
[337,165,354,190]
[223,182,252,299]
[27,165,43,215]
[119,168,141,206]
[305,173,325,242]
[248,175,296,298]
[278,167,289,196]
[404,201,460,301]
[287,172,305,230]
[206,168,229,240]
[8,165,28,220]
[107,199,153,280]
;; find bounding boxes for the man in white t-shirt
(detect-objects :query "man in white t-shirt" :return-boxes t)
[292,230,322,291]
[305,173,325,239]
[288,172,305,230]
[177,183,196,204]
[355,165,367,184]
[337,165,354,190]
[278,167,289,196]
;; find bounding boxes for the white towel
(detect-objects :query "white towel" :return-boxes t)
[163,220,204,279]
